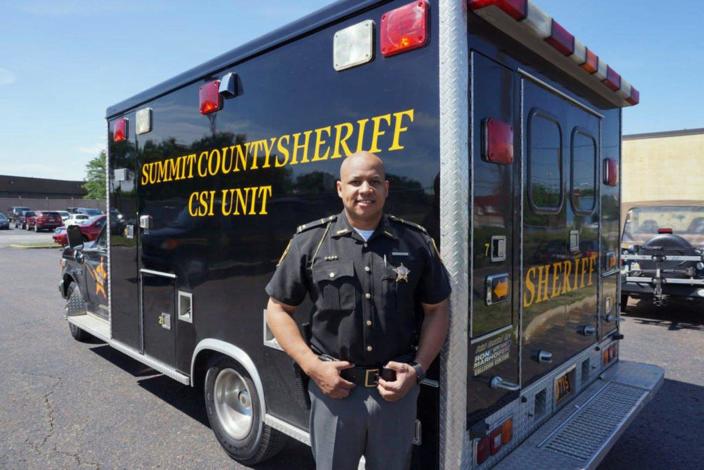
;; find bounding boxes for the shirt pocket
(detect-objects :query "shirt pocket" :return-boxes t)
[382,263,415,315]
[312,261,357,312]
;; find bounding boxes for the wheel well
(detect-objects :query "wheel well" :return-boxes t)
[62,274,75,297]
[192,349,217,390]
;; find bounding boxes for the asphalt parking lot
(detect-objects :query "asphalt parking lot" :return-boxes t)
[0,228,702,469]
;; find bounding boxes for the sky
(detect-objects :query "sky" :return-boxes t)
[0,0,701,181]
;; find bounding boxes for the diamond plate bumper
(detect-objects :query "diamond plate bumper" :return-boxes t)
[495,361,663,470]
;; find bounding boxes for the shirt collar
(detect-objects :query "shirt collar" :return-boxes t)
[331,211,397,241]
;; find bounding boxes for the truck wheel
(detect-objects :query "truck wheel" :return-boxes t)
[66,283,91,342]
[621,294,629,312]
[204,356,286,465]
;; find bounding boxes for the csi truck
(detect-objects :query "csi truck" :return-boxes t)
[59,0,663,468]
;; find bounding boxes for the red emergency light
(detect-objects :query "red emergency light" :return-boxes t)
[603,66,621,92]
[484,118,514,164]
[627,86,640,105]
[199,80,222,115]
[658,228,673,234]
[603,158,618,186]
[113,118,128,142]
[468,0,527,21]
[546,20,574,56]
[380,1,429,57]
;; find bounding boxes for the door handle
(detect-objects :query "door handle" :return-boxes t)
[490,376,520,391]
[580,325,596,336]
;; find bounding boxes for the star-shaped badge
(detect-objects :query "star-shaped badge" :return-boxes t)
[393,263,410,283]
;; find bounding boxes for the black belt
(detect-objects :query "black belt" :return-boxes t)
[341,366,397,388]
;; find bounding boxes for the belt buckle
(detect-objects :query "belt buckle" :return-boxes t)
[364,368,379,388]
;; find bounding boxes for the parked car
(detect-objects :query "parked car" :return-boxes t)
[9,206,31,225]
[74,215,107,242]
[28,210,64,232]
[66,213,91,226]
[53,227,68,246]
[75,207,103,217]
[621,201,704,307]
[17,210,35,229]
[56,210,71,223]
[0,212,9,230]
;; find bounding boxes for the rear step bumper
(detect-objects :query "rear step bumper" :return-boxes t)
[496,361,663,469]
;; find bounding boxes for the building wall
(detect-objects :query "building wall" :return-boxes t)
[1,197,104,213]
[622,129,704,203]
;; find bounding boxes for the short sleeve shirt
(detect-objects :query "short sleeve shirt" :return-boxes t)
[266,212,451,365]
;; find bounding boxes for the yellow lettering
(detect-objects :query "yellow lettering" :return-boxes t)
[221,188,234,216]
[208,148,221,176]
[275,135,290,167]
[312,126,332,161]
[537,265,550,303]
[165,158,178,182]
[579,257,589,288]
[234,187,249,216]
[587,254,597,286]
[551,262,563,298]
[186,153,197,179]
[561,259,573,294]
[258,186,272,215]
[221,146,235,174]
[389,109,414,151]
[524,267,536,308]
[197,151,208,178]
[356,118,369,152]
[140,164,149,186]
[369,113,391,153]
[260,137,276,169]
[291,131,312,165]
[188,192,199,216]
[234,143,250,172]
[331,122,354,159]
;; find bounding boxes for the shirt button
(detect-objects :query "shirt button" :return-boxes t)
[366,320,372,326]
[367,345,373,352]
[364,266,371,272]
[365,293,371,299]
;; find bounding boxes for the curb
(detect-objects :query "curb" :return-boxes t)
[9,244,60,249]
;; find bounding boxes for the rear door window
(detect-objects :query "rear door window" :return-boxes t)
[528,110,562,212]
[570,129,596,214]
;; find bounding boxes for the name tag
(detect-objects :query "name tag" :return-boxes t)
[392,252,409,257]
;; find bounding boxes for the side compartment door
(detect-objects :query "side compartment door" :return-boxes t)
[82,227,109,320]
[467,52,521,422]
[521,77,601,389]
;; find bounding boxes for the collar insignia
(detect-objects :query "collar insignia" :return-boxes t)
[393,263,410,283]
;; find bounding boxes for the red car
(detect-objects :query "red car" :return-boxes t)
[28,210,63,232]
[53,216,106,245]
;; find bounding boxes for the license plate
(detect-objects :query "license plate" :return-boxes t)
[554,367,575,405]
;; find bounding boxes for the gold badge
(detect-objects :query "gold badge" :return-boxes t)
[393,263,410,283]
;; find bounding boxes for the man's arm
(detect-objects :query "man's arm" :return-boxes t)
[266,297,355,398]
[378,298,449,401]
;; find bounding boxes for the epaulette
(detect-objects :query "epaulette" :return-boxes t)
[296,215,337,234]
[388,214,428,234]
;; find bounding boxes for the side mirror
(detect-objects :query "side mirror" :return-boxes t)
[67,225,84,249]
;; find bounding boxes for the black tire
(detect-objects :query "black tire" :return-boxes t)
[204,356,286,465]
[65,283,91,342]
[621,294,629,312]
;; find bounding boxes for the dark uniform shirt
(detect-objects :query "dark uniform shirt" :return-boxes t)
[265,211,451,366]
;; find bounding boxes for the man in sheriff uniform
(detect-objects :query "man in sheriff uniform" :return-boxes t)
[265,151,450,470]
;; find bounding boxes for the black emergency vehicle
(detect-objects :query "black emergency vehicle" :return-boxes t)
[59,1,663,468]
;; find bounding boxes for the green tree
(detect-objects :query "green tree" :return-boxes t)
[83,150,107,200]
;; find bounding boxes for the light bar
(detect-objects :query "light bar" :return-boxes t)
[469,0,639,107]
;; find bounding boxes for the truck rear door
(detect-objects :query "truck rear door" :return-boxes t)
[521,75,601,388]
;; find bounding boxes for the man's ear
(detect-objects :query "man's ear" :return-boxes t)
[384,179,390,196]
[336,180,343,198]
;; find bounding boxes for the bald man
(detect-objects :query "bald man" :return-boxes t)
[265,152,450,470]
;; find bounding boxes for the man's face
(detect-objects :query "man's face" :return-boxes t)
[336,155,389,229]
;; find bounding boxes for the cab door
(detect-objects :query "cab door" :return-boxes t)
[467,52,521,422]
[520,76,601,388]
[83,227,109,320]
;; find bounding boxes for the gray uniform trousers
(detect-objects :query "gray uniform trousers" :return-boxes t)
[308,380,420,470]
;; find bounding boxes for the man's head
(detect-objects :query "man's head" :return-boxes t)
[337,151,389,230]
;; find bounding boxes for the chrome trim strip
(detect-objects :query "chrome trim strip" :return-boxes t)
[623,254,702,261]
[470,324,513,345]
[139,268,177,278]
[264,414,310,446]
[105,128,112,336]
[518,68,604,118]
[439,0,470,467]
[190,339,266,416]
[519,76,526,389]
[110,339,190,385]
[625,276,704,285]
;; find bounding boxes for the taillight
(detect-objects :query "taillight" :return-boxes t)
[475,417,513,464]
[603,158,618,186]
[113,118,128,142]
[380,0,429,57]
[658,228,673,234]
[199,80,222,115]
[483,118,514,164]
[476,435,491,464]
[602,342,618,365]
